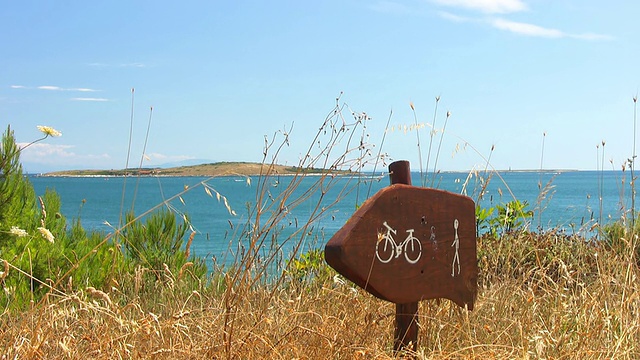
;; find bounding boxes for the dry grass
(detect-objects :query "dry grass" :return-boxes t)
[2,231,639,359]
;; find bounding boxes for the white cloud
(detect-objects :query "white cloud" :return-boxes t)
[489,18,562,37]
[18,143,111,165]
[120,62,146,68]
[145,152,195,163]
[38,85,63,91]
[437,11,613,41]
[88,62,147,68]
[15,85,101,92]
[437,11,472,22]
[70,97,109,102]
[489,18,613,40]
[432,0,527,14]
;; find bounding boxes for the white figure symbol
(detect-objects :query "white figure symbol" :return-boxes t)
[451,219,461,277]
[376,221,422,264]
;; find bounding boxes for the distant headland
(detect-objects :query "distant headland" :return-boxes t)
[40,161,350,177]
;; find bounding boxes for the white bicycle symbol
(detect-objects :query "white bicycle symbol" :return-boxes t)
[376,221,422,264]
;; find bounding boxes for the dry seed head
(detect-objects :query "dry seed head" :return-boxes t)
[409,101,415,111]
[185,232,195,259]
[178,261,194,280]
[0,260,9,281]
[86,286,113,307]
[38,196,47,225]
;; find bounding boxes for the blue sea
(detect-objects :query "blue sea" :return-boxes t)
[30,170,634,266]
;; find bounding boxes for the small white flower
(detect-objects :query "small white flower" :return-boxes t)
[9,226,28,237]
[37,227,55,243]
[37,125,62,137]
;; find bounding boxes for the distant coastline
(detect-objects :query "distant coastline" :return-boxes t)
[39,161,352,177]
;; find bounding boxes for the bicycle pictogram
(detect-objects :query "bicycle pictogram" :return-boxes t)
[376,221,422,264]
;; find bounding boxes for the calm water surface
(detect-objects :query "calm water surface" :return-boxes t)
[30,170,632,265]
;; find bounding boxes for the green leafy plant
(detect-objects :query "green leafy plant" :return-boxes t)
[476,200,533,236]
[120,210,207,280]
[287,248,335,286]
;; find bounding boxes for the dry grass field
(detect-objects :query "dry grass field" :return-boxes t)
[2,230,639,359]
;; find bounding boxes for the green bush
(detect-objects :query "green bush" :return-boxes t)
[0,125,207,310]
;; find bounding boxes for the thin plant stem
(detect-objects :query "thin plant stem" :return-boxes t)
[424,96,440,187]
[537,132,546,230]
[600,141,606,233]
[367,109,393,198]
[131,106,154,211]
[410,102,424,187]
[431,110,451,188]
[632,95,638,228]
[119,88,135,230]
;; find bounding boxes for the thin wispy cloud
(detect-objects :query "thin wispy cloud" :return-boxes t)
[71,97,109,102]
[436,1,613,41]
[12,85,101,92]
[38,85,63,91]
[488,18,613,40]
[437,11,471,23]
[145,152,196,163]
[489,18,562,38]
[432,0,527,14]
[88,62,147,68]
[17,143,111,164]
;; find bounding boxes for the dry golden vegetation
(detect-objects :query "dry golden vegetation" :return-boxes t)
[2,231,639,359]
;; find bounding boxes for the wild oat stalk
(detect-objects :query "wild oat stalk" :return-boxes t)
[131,106,154,211]
[119,88,136,230]
[431,110,451,188]
[632,95,638,227]
[410,102,425,186]
[424,96,440,187]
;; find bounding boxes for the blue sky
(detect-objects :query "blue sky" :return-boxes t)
[2,0,639,173]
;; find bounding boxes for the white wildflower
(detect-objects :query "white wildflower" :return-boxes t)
[9,226,28,237]
[37,227,55,243]
[37,125,62,137]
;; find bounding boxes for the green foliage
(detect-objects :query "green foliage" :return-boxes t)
[601,217,640,266]
[476,200,533,236]
[121,210,207,280]
[0,126,37,236]
[286,248,335,286]
[0,126,208,310]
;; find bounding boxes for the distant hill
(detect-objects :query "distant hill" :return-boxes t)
[41,161,348,177]
[155,159,215,169]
